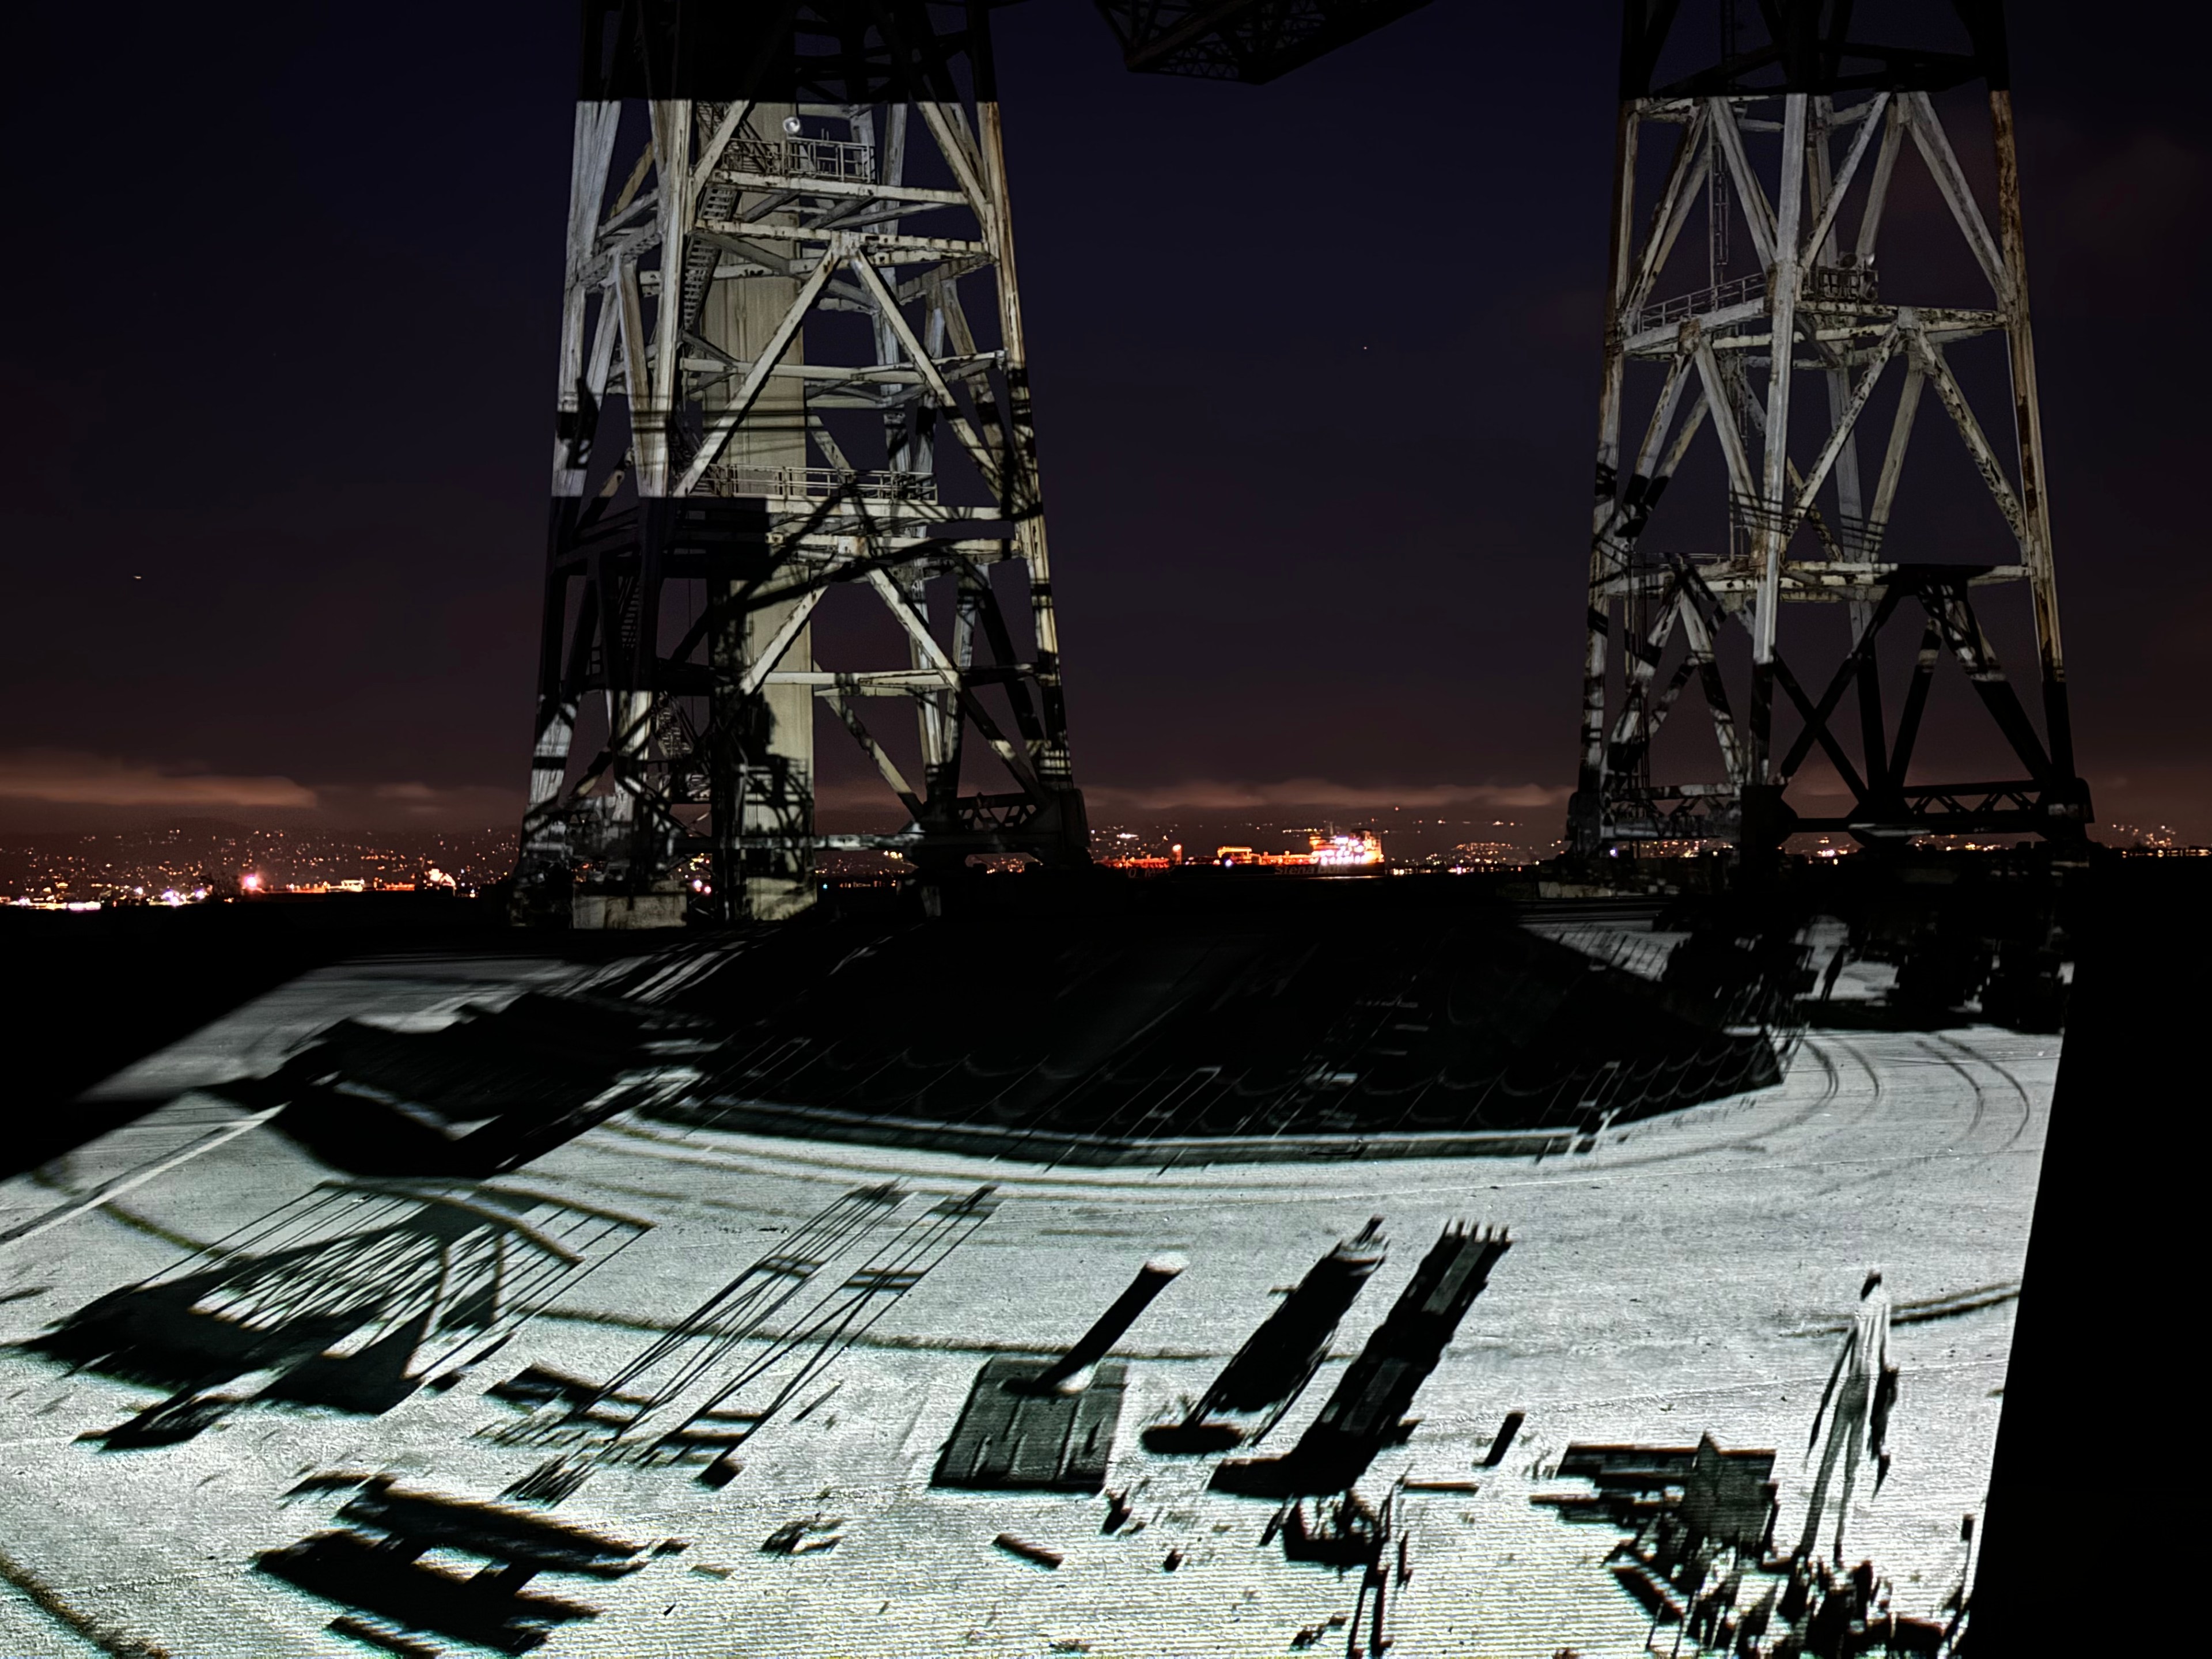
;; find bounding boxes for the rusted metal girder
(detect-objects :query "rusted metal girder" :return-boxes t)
[1567,1,2089,857]
[514,2,1089,926]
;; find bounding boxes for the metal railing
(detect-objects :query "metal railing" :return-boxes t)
[700,465,938,502]
[1630,262,1878,335]
[724,136,877,185]
[1628,270,1766,334]
[1538,925,1678,982]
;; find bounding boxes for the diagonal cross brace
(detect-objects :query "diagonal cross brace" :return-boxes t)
[844,250,1007,505]
[677,252,840,495]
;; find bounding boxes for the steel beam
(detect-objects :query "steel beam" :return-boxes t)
[1569,1,2087,857]
[513,3,1092,926]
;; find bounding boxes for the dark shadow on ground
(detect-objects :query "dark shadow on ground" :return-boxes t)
[0,896,652,1178]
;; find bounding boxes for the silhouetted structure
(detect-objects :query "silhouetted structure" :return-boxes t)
[635,883,1790,1164]
[491,1183,995,1492]
[1535,1435,1781,1554]
[262,990,662,1175]
[934,1253,1184,1493]
[1215,1224,1509,1497]
[260,1474,645,1654]
[1263,1483,1406,1659]
[1145,1219,1387,1453]
[30,1180,646,1445]
[1094,0,1434,81]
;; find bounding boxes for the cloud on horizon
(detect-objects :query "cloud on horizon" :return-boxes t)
[0,755,1574,831]
[0,753,529,830]
[0,749,317,810]
[348,781,522,821]
[813,775,1573,816]
[1080,778,1573,812]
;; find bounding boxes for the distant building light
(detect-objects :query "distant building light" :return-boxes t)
[1310,832,1384,868]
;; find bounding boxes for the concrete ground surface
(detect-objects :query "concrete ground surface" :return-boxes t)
[0,948,2047,1658]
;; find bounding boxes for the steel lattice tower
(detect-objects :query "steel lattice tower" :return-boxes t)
[515,2,1088,926]
[1566,1,2091,858]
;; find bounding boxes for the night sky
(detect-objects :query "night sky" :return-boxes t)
[3,2,2206,840]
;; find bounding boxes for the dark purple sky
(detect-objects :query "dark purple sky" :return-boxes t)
[2,2,2205,840]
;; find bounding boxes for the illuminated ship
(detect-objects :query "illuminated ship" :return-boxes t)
[1213,832,1387,870]
[1309,832,1385,868]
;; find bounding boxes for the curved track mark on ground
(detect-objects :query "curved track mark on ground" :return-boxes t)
[1788,1032,2044,1205]
[577,1041,1851,1213]
[571,1021,2058,1221]
[578,1117,1552,1210]
[1914,1036,1990,1146]
[1526,1037,1851,1181]
[1925,1031,2039,1153]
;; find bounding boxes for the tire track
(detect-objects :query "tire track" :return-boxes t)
[1540,1036,1850,1179]
[1786,1036,1974,1202]
[1923,1030,2039,1153]
[1912,1035,1989,1145]
[1790,1030,2046,1203]
[570,1041,1851,1218]
[565,1026,2036,1221]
